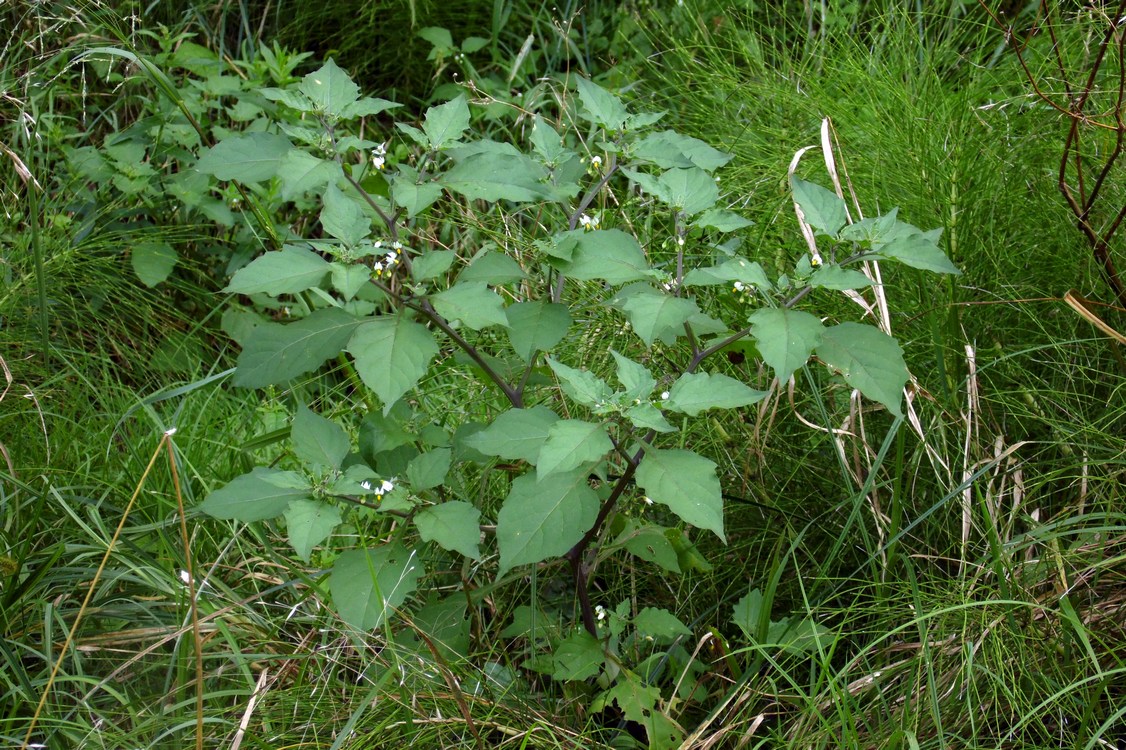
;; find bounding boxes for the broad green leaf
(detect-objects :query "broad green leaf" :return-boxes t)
[406,448,451,490]
[277,148,339,201]
[876,226,959,274]
[415,501,482,559]
[418,26,454,50]
[815,322,908,417]
[329,543,422,631]
[292,403,350,469]
[441,152,552,203]
[331,262,372,301]
[773,616,831,654]
[610,350,656,397]
[321,182,371,245]
[536,420,613,480]
[431,282,509,330]
[682,257,772,290]
[349,314,440,413]
[131,241,177,287]
[749,308,824,383]
[339,96,401,119]
[285,498,342,562]
[421,95,471,149]
[555,229,651,285]
[196,132,292,182]
[547,357,614,408]
[391,177,443,218]
[665,371,768,416]
[460,251,526,285]
[634,607,692,641]
[496,470,598,576]
[632,130,732,170]
[620,288,700,346]
[731,587,767,641]
[199,467,308,522]
[234,308,361,388]
[809,264,873,290]
[298,58,359,118]
[464,406,559,463]
[617,519,681,573]
[225,245,330,295]
[625,402,675,433]
[530,116,568,164]
[260,86,316,112]
[575,77,629,131]
[658,167,720,215]
[550,629,604,681]
[505,301,571,362]
[693,208,754,232]
[792,177,847,237]
[636,449,725,542]
[838,209,898,244]
[597,677,683,750]
[411,250,457,281]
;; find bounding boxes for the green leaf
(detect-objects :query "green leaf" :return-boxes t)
[876,226,959,274]
[550,629,604,681]
[131,241,177,287]
[682,256,772,290]
[463,406,559,463]
[349,314,440,413]
[634,607,692,641]
[421,95,471,149]
[610,350,656,397]
[505,301,571,362]
[415,501,481,559]
[298,58,360,118]
[598,677,683,750]
[620,288,701,346]
[225,245,331,295]
[277,149,339,201]
[693,208,753,232]
[657,167,720,215]
[838,209,898,244]
[441,152,552,203]
[431,282,509,330]
[665,371,768,416]
[815,322,908,417]
[618,519,681,573]
[555,229,651,285]
[410,250,457,282]
[329,543,423,631]
[406,448,451,490]
[809,264,873,290]
[792,177,847,237]
[625,402,675,433]
[234,308,361,388]
[632,130,732,170]
[530,116,568,164]
[285,499,342,562]
[391,176,443,218]
[321,182,371,245]
[749,308,824,383]
[199,467,309,522]
[338,96,401,119]
[636,449,725,542]
[536,420,613,480]
[731,587,766,641]
[547,357,614,408]
[575,77,629,131]
[331,262,372,301]
[292,403,350,469]
[260,86,316,112]
[496,470,598,576]
[195,132,292,182]
[460,251,526,285]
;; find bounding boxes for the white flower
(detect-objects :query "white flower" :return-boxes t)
[590,155,603,169]
[578,213,600,231]
[677,236,685,247]
[660,391,670,400]
[595,605,607,623]
[810,254,823,268]
[733,281,746,292]
[642,496,654,506]
[360,480,373,491]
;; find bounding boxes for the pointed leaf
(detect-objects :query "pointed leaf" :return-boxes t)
[557,229,651,285]
[876,226,959,274]
[693,208,753,232]
[683,257,772,290]
[460,252,526,285]
[463,406,559,463]
[415,501,481,559]
[809,264,873,290]
[505,301,571,362]
[225,245,331,295]
[410,250,457,281]
[131,241,177,287]
[547,357,614,408]
[422,95,471,149]
[625,402,676,433]
[665,371,768,416]
[292,403,350,469]
[657,167,720,215]
[634,607,692,641]
[792,177,847,237]
[731,587,766,641]
[496,470,598,575]
[196,132,292,182]
[321,182,371,245]
[442,152,552,202]
[298,58,360,117]
[815,322,908,417]
[234,308,361,388]
[348,314,440,412]
[610,350,656,397]
[406,448,451,490]
[632,130,732,170]
[431,282,509,330]
[200,467,308,522]
[285,499,342,562]
[575,77,629,131]
[536,420,613,480]
[749,308,824,383]
[636,449,725,542]
[617,519,681,573]
[620,288,700,346]
[277,148,339,201]
[329,543,422,631]
[550,629,604,681]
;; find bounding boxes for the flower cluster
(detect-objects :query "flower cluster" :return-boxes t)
[372,240,403,277]
[732,280,755,302]
[595,604,607,627]
[360,479,395,501]
[578,213,601,231]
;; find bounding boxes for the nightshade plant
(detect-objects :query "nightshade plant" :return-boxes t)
[158,55,960,742]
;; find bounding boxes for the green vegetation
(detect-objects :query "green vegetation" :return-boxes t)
[2,2,1123,749]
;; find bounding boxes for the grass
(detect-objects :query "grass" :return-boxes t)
[1,0,1124,748]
